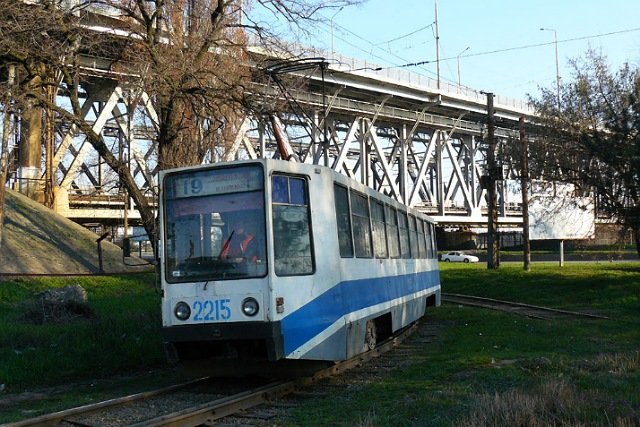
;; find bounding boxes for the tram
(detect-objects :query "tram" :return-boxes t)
[159,159,440,363]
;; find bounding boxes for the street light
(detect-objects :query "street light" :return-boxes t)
[540,27,560,106]
[457,46,470,91]
[330,6,344,56]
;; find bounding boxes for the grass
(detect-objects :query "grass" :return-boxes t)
[1,263,639,425]
[0,274,169,394]
[440,261,640,321]
[282,262,640,426]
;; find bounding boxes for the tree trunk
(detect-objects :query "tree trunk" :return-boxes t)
[93,138,157,258]
[45,90,159,258]
[69,116,158,258]
[634,226,640,259]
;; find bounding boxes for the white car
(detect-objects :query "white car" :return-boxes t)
[441,251,479,263]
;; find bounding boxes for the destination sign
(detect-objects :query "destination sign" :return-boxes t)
[166,165,263,199]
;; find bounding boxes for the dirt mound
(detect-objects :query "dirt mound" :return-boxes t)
[0,189,152,274]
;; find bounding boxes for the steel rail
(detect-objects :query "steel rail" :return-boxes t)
[4,323,419,427]
[129,324,419,426]
[1,377,212,427]
[129,381,296,427]
[442,292,609,320]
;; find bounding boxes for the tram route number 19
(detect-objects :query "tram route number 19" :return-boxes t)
[183,178,203,195]
[192,299,231,321]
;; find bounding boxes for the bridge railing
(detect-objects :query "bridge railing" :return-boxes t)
[317,50,534,114]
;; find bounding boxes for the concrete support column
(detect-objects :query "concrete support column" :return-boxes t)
[18,102,43,200]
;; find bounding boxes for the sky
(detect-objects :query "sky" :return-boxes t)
[289,0,640,102]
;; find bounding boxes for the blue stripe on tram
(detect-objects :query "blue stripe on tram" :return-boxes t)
[281,270,440,355]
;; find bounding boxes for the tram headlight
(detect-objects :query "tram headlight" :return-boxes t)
[241,297,259,317]
[174,301,191,321]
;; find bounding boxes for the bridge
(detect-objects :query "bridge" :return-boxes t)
[3,5,536,233]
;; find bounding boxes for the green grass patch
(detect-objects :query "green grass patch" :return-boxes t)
[282,262,640,426]
[0,274,167,392]
[1,263,639,425]
[440,262,640,321]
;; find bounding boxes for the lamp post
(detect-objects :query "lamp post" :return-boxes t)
[540,27,560,106]
[330,6,344,56]
[457,46,470,91]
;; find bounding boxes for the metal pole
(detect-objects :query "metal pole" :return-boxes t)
[0,65,15,249]
[457,47,470,91]
[554,31,560,106]
[434,0,440,90]
[485,92,499,269]
[44,74,56,209]
[321,63,329,167]
[330,6,344,55]
[519,117,531,271]
[96,232,110,274]
[540,28,560,106]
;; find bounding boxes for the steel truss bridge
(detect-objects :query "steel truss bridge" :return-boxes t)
[4,10,536,231]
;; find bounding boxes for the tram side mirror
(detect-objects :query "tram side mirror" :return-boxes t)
[123,237,131,257]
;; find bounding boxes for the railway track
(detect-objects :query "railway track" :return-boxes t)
[4,324,419,427]
[442,293,609,320]
[9,292,601,427]
[3,377,290,427]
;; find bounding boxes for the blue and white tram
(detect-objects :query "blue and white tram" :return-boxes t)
[159,159,440,363]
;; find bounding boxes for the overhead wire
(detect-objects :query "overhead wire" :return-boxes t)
[318,13,640,83]
[375,23,435,45]
[321,18,450,82]
[374,26,640,71]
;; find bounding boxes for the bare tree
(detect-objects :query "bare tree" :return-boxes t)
[529,50,640,256]
[0,0,358,252]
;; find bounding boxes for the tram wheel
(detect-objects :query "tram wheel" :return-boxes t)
[365,319,377,350]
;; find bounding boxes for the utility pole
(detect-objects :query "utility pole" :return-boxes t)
[434,0,440,90]
[519,117,531,271]
[485,92,499,269]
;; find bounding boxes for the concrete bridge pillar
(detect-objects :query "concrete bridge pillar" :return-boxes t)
[18,101,43,201]
[53,186,70,215]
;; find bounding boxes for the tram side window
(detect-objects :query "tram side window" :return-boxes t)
[334,184,354,257]
[370,199,388,259]
[351,190,373,258]
[424,220,433,259]
[408,215,419,259]
[431,224,438,258]
[272,175,314,276]
[416,218,427,258]
[385,205,400,258]
[272,175,289,203]
[398,211,411,259]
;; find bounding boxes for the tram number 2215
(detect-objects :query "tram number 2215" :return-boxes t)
[192,299,231,322]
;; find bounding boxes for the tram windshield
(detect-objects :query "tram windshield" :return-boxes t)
[163,165,267,283]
